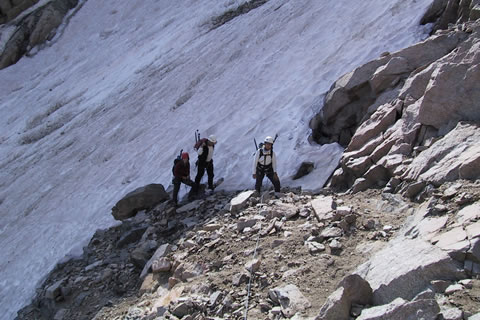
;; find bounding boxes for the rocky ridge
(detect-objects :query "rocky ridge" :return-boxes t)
[16,179,480,320]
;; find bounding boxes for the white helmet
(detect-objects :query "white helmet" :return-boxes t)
[208,135,217,144]
[264,136,274,144]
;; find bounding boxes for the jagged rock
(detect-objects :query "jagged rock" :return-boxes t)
[456,202,480,225]
[311,196,336,221]
[431,227,469,261]
[321,227,343,238]
[445,283,464,295]
[306,241,325,254]
[111,184,169,220]
[274,203,299,219]
[468,237,480,263]
[117,227,148,248]
[131,241,156,268]
[232,273,248,286]
[237,218,258,232]
[316,274,372,320]
[0,0,80,69]
[139,273,158,294]
[45,278,66,300]
[356,237,464,305]
[268,284,311,318]
[402,122,480,186]
[245,258,261,273]
[176,200,203,213]
[230,190,255,214]
[430,279,452,293]
[441,307,464,320]
[356,297,440,320]
[370,57,411,94]
[152,257,172,273]
[140,244,175,278]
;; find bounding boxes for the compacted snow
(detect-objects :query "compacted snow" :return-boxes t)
[0,0,433,318]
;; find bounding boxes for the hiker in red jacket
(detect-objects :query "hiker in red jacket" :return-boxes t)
[173,152,195,205]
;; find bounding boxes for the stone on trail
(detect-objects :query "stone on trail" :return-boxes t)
[310,196,336,221]
[230,190,255,214]
[316,274,372,320]
[140,244,176,278]
[268,284,311,318]
[176,200,203,214]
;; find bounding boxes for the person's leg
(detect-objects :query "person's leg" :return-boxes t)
[194,162,206,188]
[183,178,196,200]
[172,178,181,204]
[206,161,214,189]
[266,171,281,192]
[255,168,265,193]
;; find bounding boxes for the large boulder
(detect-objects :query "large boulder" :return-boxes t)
[268,284,311,318]
[356,236,464,305]
[356,297,440,320]
[316,274,372,320]
[111,184,170,220]
[402,122,480,185]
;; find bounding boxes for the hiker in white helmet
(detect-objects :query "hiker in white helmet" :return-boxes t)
[252,136,280,193]
[194,135,217,191]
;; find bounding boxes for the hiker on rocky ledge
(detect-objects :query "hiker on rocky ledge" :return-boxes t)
[194,135,217,192]
[253,136,281,193]
[172,152,195,205]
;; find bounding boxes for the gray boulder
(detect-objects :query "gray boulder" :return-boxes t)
[356,297,440,320]
[356,236,464,305]
[316,274,372,320]
[111,184,169,220]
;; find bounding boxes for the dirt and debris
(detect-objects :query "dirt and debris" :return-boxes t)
[16,180,480,320]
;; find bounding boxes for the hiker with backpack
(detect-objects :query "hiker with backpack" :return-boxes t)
[253,136,281,193]
[172,152,195,205]
[194,135,217,192]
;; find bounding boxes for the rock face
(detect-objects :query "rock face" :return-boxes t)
[111,184,170,220]
[316,274,372,320]
[0,0,79,69]
[317,18,480,194]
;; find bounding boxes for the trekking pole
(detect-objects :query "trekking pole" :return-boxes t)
[254,138,258,150]
[273,133,278,143]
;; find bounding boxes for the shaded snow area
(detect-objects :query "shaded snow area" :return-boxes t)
[0,0,433,318]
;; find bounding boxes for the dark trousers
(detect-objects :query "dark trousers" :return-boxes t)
[255,165,280,193]
[195,160,214,189]
[172,177,195,203]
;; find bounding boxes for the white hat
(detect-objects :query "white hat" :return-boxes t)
[208,135,217,144]
[264,136,274,144]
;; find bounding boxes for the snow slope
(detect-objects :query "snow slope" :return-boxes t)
[0,0,432,318]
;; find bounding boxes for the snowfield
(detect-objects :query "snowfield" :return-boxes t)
[0,0,433,318]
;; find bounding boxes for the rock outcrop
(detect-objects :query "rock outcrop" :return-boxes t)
[0,0,78,69]
[312,15,480,196]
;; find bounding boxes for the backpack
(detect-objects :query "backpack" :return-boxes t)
[172,149,183,175]
[194,138,208,150]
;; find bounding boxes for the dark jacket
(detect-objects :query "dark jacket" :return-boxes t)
[174,161,190,178]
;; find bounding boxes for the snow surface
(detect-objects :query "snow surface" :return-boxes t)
[0,0,433,318]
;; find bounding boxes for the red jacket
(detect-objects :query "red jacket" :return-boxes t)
[174,160,190,178]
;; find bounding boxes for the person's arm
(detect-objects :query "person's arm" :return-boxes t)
[252,149,260,177]
[272,151,277,173]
